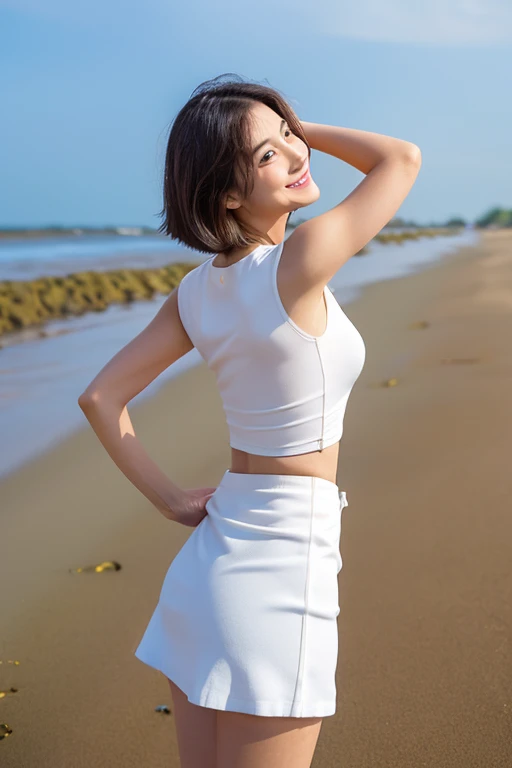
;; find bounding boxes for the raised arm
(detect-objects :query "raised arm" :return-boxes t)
[283,121,421,289]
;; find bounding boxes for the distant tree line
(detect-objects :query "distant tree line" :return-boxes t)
[381,206,512,229]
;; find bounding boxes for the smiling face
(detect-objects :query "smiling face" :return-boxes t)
[224,101,320,243]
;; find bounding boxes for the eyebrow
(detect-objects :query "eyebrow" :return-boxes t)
[252,119,286,156]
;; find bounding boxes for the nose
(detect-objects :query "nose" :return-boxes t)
[289,154,308,176]
[284,137,308,167]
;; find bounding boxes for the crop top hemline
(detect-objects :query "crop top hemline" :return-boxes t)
[228,431,342,457]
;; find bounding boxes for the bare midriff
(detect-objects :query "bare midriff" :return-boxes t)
[228,440,340,486]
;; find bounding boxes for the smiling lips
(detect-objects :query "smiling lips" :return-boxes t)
[286,166,311,189]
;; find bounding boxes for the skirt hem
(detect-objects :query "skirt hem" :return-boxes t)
[134,650,336,718]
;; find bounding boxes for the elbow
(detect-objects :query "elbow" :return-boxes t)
[78,389,121,412]
[78,389,100,411]
[402,143,422,166]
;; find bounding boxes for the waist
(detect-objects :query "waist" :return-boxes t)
[228,441,340,486]
[205,468,345,539]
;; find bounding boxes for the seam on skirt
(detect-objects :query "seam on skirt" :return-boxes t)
[290,474,316,716]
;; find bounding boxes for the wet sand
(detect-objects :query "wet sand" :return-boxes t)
[1,229,511,767]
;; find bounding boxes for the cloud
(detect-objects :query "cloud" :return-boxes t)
[312,0,512,45]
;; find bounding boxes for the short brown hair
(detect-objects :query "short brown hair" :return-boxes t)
[157,73,311,256]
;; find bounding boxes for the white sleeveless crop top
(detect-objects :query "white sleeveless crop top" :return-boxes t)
[177,240,366,457]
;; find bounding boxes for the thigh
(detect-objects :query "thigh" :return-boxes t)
[216,710,323,768]
[167,678,217,768]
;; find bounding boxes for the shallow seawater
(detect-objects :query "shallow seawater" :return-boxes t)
[0,230,478,480]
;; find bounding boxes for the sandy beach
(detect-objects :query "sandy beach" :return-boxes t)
[1,229,511,767]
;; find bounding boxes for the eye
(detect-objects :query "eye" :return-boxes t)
[260,129,293,164]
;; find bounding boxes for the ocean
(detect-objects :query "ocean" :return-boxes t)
[0,228,478,479]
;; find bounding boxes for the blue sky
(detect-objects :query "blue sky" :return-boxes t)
[1,0,511,229]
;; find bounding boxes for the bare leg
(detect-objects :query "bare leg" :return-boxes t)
[167,677,217,768]
[216,709,323,768]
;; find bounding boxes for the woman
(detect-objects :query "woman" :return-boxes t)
[78,74,421,767]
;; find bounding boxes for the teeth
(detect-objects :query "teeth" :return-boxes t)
[288,173,308,188]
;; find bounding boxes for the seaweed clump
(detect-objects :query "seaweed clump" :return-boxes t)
[0,262,200,338]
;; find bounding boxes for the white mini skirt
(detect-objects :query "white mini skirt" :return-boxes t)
[134,469,348,718]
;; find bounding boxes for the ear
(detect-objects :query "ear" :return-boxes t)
[225,195,242,210]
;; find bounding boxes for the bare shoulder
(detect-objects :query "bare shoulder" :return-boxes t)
[281,148,422,295]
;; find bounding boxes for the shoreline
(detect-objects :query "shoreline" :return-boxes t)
[1,229,511,765]
[0,227,465,339]
[0,228,477,481]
